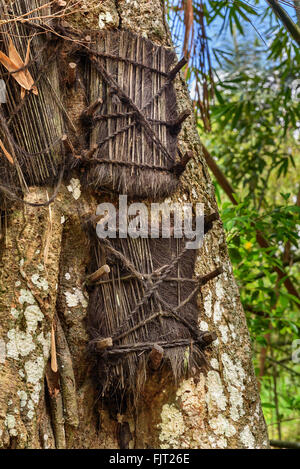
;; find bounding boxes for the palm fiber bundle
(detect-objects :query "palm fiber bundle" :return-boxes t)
[82,29,190,199]
[85,213,222,402]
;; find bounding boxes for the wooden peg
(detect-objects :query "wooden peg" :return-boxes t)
[86,264,110,285]
[87,212,109,228]
[148,344,164,370]
[169,109,191,135]
[83,144,98,160]
[204,212,219,234]
[51,323,58,373]
[202,331,218,346]
[67,62,77,87]
[96,337,113,350]
[168,57,188,81]
[81,98,102,122]
[198,266,223,287]
[172,150,193,176]
[53,0,67,15]
[62,134,80,159]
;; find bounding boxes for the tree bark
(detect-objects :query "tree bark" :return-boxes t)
[0,0,269,449]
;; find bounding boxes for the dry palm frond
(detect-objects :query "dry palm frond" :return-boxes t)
[0,34,38,98]
[0,137,14,165]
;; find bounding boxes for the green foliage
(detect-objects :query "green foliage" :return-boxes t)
[168,0,300,442]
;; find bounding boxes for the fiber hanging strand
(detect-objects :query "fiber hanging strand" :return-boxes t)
[85,212,222,403]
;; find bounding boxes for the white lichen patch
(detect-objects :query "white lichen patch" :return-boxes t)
[43,434,49,449]
[228,385,245,421]
[210,358,219,370]
[67,178,81,200]
[31,274,49,292]
[199,321,208,331]
[213,300,223,323]
[159,404,185,448]
[219,325,229,344]
[10,307,19,319]
[216,437,228,448]
[215,278,224,299]
[65,288,88,308]
[213,279,225,323]
[7,302,45,360]
[24,305,44,333]
[240,425,255,449]
[229,324,237,340]
[6,329,35,359]
[203,290,212,318]
[126,0,138,7]
[0,338,6,363]
[5,414,17,436]
[221,353,247,422]
[251,402,261,423]
[37,331,51,358]
[99,11,114,29]
[221,353,246,390]
[191,187,198,199]
[31,383,41,404]
[209,415,236,438]
[24,356,44,385]
[37,264,45,272]
[205,371,227,412]
[27,399,34,411]
[18,289,35,306]
[17,390,28,408]
[176,378,204,419]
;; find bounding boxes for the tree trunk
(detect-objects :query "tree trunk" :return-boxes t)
[0,0,269,449]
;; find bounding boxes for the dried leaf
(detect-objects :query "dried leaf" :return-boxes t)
[8,36,24,70]
[25,38,31,66]
[0,138,14,165]
[0,34,38,96]
[51,324,58,373]
[24,38,38,96]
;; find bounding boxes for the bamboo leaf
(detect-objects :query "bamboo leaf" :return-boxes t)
[0,34,38,96]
